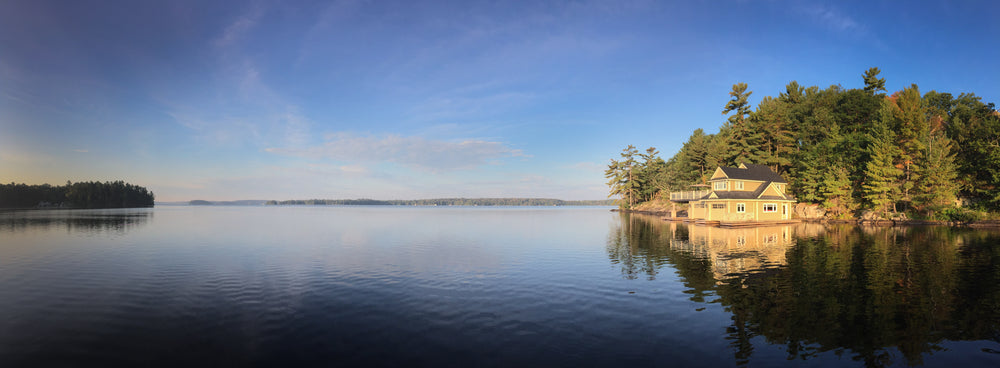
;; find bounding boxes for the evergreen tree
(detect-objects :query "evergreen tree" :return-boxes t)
[863,116,903,217]
[887,85,928,206]
[913,133,958,214]
[750,96,795,173]
[863,67,886,94]
[605,145,642,208]
[821,165,856,219]
[722,83,760,164]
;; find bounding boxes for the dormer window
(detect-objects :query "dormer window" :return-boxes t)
[735,181,744,190]
[714,181,727,190]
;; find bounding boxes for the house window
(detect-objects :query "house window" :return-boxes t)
[763,204,777,212]
[714,181,727,190]
[711,203,726,209]
[737,203,745,213]
[735,181,744,190]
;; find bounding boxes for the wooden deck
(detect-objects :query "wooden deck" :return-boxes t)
[717,219,801,228]
[661,216,801,228]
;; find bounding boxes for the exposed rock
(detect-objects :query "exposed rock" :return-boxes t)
[860,210,880,221]
[794,203,826,219]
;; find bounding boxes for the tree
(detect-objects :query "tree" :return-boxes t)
[821,165,857,219]
[722,83,759,164]
[886,85,928,206]
[913,133,959,215]
[723,82,753,126]
[638,147,669,202]
[863,114,903,216]
[863,67,886,94]
[605,145,642,208]
[750,96,795,173]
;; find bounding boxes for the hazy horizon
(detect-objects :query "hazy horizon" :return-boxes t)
[3,1,998,201]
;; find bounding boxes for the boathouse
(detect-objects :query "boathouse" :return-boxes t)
[669,163,797,224]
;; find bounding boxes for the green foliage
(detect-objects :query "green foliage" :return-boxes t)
[607,67,1000,217]
[0,181,154,209]
[606,145,672,208]
[934,207,982,222]
[863,116,903,216]
[913,133,958,212]
[862,67,886,94]
[821,166,856,219]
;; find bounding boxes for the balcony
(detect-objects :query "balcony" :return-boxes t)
[669,190,711,202]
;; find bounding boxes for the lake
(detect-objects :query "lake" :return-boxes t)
[1,206,998,367]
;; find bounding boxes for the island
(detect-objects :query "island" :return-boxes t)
[0,181,155,209]
[606,67,1000,224]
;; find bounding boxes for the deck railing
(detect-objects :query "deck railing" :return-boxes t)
[669,190,711,201]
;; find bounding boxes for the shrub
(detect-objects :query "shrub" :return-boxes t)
[934,206,983,222]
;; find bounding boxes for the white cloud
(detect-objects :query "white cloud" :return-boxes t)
[798,4,865,35]
[265,132,524,171]
[214,4,264,49]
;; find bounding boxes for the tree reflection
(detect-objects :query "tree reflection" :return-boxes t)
[608,214,1000,367]
[0,209,152,235]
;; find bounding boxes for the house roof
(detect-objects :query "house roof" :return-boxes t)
[716,163,788,183]
[704,180,795,201]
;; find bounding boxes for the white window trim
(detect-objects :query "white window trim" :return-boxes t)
[763,203,777,213]
[736,203,745,213]
[714,181,727,190]
[735,181,744,190]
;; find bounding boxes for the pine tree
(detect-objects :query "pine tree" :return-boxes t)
[863,120,903,217]
[605,145,642,208]
[881,85,928,208]
[862,67,886,94]
[913,133,958,214]
[821,165,856,219]
[722,83,761,165]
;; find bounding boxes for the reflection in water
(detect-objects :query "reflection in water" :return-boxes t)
[0,209,152,235]
[608,213,1000,367]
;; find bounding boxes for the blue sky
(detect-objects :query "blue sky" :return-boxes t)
[2,0,998,201]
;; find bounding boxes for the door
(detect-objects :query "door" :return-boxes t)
[782,204,788,220]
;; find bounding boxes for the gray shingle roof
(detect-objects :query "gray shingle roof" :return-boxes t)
[701,177,795,201]
[717,164,788,183]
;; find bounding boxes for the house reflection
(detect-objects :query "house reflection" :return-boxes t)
[610,213,1000,367]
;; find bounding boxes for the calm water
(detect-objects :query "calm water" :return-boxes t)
[0,207,998,367]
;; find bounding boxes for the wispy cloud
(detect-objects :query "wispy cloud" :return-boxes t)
[164,3,314,150]
[797,4,865,35]
[265,132,524,171]
[214,3,264,49]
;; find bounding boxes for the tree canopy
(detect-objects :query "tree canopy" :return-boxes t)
[607,67,1000,219]
[0,181,155,209]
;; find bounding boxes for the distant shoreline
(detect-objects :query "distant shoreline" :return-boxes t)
[178,198,616,207]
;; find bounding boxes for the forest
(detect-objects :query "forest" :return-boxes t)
[0,181,155,209]
[264,198,615,206]
[606,68,1000,221]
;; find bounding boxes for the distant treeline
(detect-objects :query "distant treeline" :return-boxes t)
[264,198,616,206]
[188,200,266,206]
[0,181,155,209]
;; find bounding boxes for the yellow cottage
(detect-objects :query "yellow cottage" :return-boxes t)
[671,163,796,223]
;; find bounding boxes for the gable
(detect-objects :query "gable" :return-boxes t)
[709,167,727,181]
[758,183,785,199]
